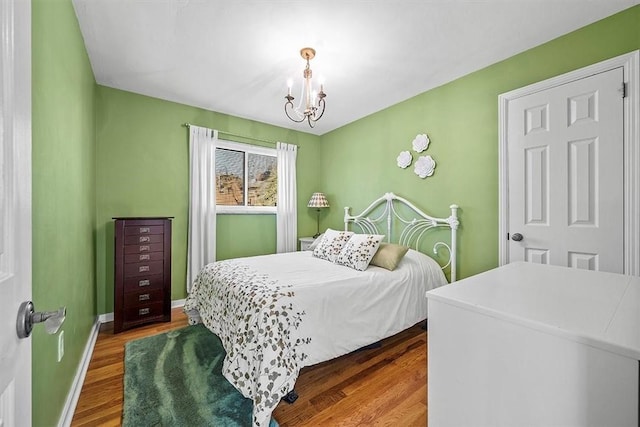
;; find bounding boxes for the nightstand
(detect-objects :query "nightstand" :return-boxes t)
[299,236,316,251]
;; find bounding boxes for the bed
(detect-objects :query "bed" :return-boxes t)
[184,192,459,426]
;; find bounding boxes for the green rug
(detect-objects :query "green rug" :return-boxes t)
[123,324,278,427]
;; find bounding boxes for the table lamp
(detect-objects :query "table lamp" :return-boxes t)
[307,192,330,238]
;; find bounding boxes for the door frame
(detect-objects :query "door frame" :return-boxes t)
[498,51,640,275]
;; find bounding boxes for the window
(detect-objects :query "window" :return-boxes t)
[215,140,277,214]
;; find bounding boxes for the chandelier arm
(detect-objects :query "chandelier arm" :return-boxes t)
[285,101,306,123]
[310,98,326,123]
[306,116,316,128]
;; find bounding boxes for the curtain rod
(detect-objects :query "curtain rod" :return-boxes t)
[182,123,276,145]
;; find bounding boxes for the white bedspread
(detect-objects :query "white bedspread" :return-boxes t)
[270,249,446,365]
[184,249,446,426]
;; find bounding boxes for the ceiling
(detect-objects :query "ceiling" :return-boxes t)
[72,0,637,136]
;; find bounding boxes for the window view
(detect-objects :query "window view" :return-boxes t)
[216,148,245,206]
[215,146,277,209]
[247,153,277,206]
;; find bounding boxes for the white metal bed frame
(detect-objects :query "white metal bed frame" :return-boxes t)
[343,192,460,281]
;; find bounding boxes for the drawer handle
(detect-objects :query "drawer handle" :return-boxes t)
[139,236,150,243]
[139,265,149,272]
[140,227,150,233]
[139,254,150,261]
[139,279,150,287]
[139,294,150,301]
[139,308,150,316]
[139,245,150,252]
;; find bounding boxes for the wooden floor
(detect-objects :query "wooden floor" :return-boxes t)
[71,307,427,426]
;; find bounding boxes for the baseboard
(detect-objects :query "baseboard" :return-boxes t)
[58,299,186,426]
[97,312,113,323]
[57,317,101,427]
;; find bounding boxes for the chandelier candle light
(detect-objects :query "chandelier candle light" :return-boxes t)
[285,47,326,128]
[307,192,330,238]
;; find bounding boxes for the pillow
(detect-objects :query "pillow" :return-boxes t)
[308,233,324,251]
[370,243,410,271]
[335,234,385,271]
[312,229,354,262]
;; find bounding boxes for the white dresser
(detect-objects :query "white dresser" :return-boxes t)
[426,262,640,427]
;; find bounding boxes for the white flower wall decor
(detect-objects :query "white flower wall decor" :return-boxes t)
[414,155,436,179]
[412,133,430,153]
[395,132,437,179]
[396,150,412,169]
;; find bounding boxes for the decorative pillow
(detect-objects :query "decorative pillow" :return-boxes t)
[335,234,385,271]
[308,233,324,251]
[370,243,410,271]
[312,229,354,262]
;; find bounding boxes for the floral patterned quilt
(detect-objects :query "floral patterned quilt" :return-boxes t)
[183,259,310,427]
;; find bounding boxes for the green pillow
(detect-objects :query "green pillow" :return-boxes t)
[370,243,410,271]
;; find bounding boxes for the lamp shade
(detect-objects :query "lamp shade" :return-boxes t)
[307,192,330,208]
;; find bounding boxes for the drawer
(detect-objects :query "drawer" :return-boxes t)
[124,234,164,245]
[123,243,164,254]
[123,274,164,291]
[124,225,164,236]
[117,218,168,227]
[124,251,165,264]
[122,301,164,323]
[123,288,164,308]
[124,261,163,278]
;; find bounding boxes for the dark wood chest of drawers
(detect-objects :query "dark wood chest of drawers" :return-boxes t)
[113,217,172,333]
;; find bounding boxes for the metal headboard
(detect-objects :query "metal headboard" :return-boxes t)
[343,192,459,282]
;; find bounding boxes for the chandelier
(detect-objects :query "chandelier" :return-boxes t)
[285,47,326,128]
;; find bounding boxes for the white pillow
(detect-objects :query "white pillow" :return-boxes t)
[312,228,354,262]
[335,234,385,271]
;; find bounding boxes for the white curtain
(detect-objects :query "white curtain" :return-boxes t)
[186,126,218,292]
[276,142,298,253]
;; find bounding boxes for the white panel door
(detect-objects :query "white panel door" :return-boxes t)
[0,0,32,426]
[507,68,624,273]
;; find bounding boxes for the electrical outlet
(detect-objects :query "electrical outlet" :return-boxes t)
[57,330,64,362]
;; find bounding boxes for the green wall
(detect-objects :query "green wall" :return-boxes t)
[95,87,321,314]
[31,0,97,424]
[319,5,640,280]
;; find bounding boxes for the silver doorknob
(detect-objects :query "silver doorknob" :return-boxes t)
[511,233,523,242]
[16,301,66,339]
